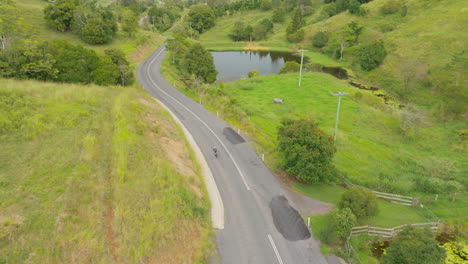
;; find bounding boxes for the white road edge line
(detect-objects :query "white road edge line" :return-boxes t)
[146,47,251,192]
[268,234,285,264]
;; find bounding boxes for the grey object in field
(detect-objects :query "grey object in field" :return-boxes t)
[273,98,284,104]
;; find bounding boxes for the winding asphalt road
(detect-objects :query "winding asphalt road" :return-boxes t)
[138,45,328,264]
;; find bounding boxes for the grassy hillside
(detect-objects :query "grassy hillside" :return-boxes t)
[199,0,467,116]
[162,50,466,222]
[15,0,165,64]
[223,74,466,201]
[0,79,211,263]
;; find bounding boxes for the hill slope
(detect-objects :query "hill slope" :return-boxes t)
[0,79,211,263]
[199,0,467,116]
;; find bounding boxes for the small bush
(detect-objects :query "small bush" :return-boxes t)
[248,70,259,78]
[272,8,285,23]
[287,29,305,43]
[357,40,387,71]
[338,186,379,220]
[329,208,357,240]
[279,61,300,74]
[380,0,404,15]
[312,32,329,48]
[322,3,337,17]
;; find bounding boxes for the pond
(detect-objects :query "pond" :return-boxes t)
[210,51,305,82]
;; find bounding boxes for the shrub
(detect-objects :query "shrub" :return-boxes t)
[229,21,253,41]
[335,0,350,13]
[322,3,337,17]
[260,0,272,10]
[43,0,76,32]
[348,0,363,15]
[380,0,404,15]
[357,40,387,71]
[40,39,100,83]
[312,31,329,48]
[329,208,357,240]
[338,186,379,219]
[104,48,134,86]
[279,61,300,74]
[381,226,446,264]
[272,8,285,23]
[287,28,305,43]
[277,119,336,183]
[91,55,119,85]
[252,24,268,40]
[73,6,118,45]
[259,18,274,33]
[148,5,181,32]
[248,70,259,78]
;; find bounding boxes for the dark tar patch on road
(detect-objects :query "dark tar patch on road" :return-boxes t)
[223,127,245,145]
[270,195,311,241]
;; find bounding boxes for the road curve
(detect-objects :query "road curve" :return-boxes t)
[138,45,328,264]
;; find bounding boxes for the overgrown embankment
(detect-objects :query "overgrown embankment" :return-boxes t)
[0,79,211,263]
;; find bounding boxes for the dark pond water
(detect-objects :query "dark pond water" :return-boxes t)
[210,51,304,82]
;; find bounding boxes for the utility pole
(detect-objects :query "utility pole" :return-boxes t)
[332,92,349,143]
[151,16,155,32]
[298,49,307,87]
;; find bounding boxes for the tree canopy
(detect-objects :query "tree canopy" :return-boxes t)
[381,226,446,264]
[277,119,336,183]
[357,40,387,71]
[188,4,216,34]
[180,43,218,84]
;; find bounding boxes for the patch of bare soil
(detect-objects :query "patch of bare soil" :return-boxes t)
[277,171,334,216]
[105,201,124,264]
[129,36,165,64]
[139,98,202,197]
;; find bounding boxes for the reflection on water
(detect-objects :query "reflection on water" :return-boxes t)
[210,51,304,82]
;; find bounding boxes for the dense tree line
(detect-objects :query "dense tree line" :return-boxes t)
[0,39,133,86]
[229,19,274,41]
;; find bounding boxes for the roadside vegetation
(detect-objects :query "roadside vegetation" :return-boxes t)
[0,79,212,263]
[1,0,214,262]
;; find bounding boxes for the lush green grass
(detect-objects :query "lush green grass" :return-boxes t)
[201,0,467,114]
[0,79,211,263]
[15,0,165,63]
[224,74,466,189]
[161,51,467,222]
[297,183,428,227]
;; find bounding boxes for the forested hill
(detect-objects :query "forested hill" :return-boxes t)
[196,0,467,120]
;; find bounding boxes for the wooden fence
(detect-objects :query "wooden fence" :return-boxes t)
[351,222,439,238]
[371,190,418,206]
[342,177,419,206]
